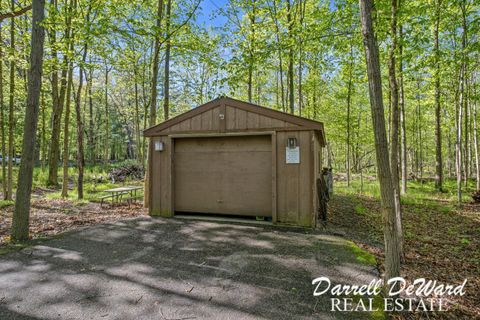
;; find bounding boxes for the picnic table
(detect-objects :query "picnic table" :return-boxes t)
[100,186,143,207]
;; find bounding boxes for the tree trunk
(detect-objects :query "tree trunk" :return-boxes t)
[346,41,354,187]
[286,0,294,114]
[474,81,479,191]
[359,0,401,289]
[0,19,6,199]
[88,65,94,165]
[456,0,467,204]
[134,65,143,164]
[104,61,111,162]
[433,0,443,191]
[6,0,15,201]
[46,0,68,187]
[164,0,171,121]
[144,0,164,208]
[75,42,87,200]
[298,0,306,116]
[40,90,46,170]
[388,0,403,260]
[247,0,255,103]
[61,0,73,197]
[269,0,285,111]
[61,57,73,198]
[11,0,46,241]
[399,25,407,194]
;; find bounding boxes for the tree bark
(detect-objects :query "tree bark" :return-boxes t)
[104,61,111,162]
[164,0,171,121]
[88,64,94,164]
[399,25,407,194]
[6,0,15,201]
[346,41,354,187]
[247,0,255,103]
[75,42,87,200]
[433,0,443,191]
[61,63,73,198]
[0,19,6,199]
[47,0,69,187]
[388,0,403,260]
[144,0,164,208]
[456,0,467,204]
[359,0,401,289]
[286,0,294,114]
[11,0,45,241]
[474,80,479,191]
[134,65,143,164]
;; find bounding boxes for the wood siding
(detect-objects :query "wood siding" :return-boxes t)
[275,131,315,227]
[153,104,301,136]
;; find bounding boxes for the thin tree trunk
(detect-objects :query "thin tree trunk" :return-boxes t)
[474,79,479,190]
[433,0,443,190]
[359,0,401,289]
[164,0,171,121]
[47,0,68,187]
[11,0,45,241]
[61,56,73,198]
[269,0,285,111]
[0,19,6,198]
[88,65,94,165]
[247,0,255,103]
[40,90,46,170]
[298,0,306,116]
[104,61,111,162]
[388,0,403,261]
[75,41,87,200]
[399,25,407,194]
[456,0,467,204]
[286,0,294,114]
[134,65,143,164]
[144,0,164,208]
[346,41,354,187]
[6,0,15,201]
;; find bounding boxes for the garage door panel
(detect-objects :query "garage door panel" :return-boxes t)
[174,136,272,216]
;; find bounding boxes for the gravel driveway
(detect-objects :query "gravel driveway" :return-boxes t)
[0,217,380,319]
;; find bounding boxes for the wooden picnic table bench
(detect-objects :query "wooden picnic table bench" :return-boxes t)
[100,186,143,207]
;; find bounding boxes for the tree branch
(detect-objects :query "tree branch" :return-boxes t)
[0,5,32,21]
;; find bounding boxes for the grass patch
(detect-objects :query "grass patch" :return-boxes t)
[348,241,377,266]
[354,204,367,216]
[0,242,30,256]
[0,200,14,208]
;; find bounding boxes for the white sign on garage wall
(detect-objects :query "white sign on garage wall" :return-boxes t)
[286,147,300,164]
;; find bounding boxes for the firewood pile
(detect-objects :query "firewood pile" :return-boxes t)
[472,191,480,203]
[109,164,145,183]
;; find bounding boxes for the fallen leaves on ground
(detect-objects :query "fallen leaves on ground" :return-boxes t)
[329,194,480,319]
[0,198,147,245]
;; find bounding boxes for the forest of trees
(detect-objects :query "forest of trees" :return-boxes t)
[2,0,479,202]
[1,1,479,214]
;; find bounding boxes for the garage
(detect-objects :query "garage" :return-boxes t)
[174,135,272,216]
[143,96,326,227]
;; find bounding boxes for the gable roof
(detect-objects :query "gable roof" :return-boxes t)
[143,96,325,144]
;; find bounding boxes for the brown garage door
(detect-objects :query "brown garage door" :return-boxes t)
[174,135,272,216]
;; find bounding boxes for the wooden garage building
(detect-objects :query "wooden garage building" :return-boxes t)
[143,97,326,227]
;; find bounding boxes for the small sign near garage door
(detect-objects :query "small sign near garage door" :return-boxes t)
[286,147,300,164]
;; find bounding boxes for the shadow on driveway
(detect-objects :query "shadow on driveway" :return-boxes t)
[0,217,380,319]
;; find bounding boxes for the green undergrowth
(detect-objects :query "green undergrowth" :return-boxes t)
[347,241,377,266]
